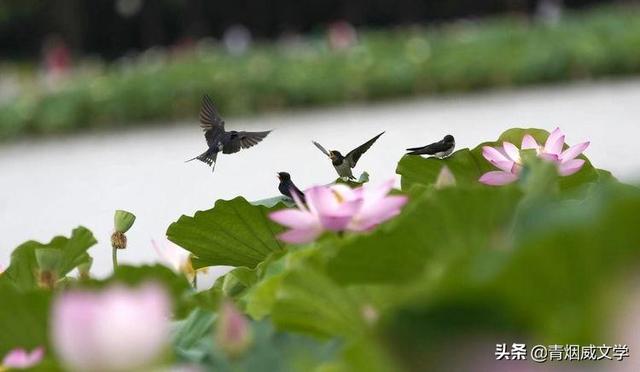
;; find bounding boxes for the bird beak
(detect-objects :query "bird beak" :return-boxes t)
[276,173,281,180]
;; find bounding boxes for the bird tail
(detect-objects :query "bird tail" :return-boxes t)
[405,147,425,155]
[186,151,218,172]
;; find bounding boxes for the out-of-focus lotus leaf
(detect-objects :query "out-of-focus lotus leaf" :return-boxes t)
[173,309,341,371]
[272,259,367,339]
[325,185,522,285]
[0,283,51,357]
[379,182,640,367]
[1,227,96,291]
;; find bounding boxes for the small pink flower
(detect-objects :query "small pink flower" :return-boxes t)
[269,180,408,244]
[480,128,590,185]
[51,283,171,372]
[2,347,44,369]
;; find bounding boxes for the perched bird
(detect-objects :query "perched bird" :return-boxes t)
[187,95,271,172]
[313,132,384,179]
[406,135,455,158]
[277,172,306,203]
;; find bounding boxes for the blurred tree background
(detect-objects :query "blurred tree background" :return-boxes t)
[0,0,611,60]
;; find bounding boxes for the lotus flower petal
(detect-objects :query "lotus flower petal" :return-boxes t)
[521,134,539,150]
[277,227,323,244]
[2,347,44,369]
[269,209,318,229]
[503,142,521,163]
[490,160,516,173]
[544,127,565,155]
[482,146,511,164]
[350,195,407,231]
[479,171,519,186]
[560,141,590,162]
[538,152,560,163]
[558,159,586,176]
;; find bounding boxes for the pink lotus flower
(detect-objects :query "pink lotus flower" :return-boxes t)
[51,283,171,372]
[1,347,44,369]
[269,179,408,244]
[521,127,590,176]
[479,128,590,186]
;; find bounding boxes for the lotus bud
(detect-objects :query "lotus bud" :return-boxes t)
[361,304,379,325]
[36,248,61,289]
[435,166,456,189]
[357,171,370,184]
[77,256,93,280]
[215,301,252,359]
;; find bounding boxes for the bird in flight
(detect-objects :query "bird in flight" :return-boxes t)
[277,172,306,204]
[187,95,271,172]
[406,135,455,158]
[312,132,384,179]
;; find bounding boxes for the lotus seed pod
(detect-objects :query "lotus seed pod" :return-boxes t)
[111,231,127,250]
[114,210,136,233]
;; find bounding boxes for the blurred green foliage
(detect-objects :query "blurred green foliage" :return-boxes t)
[2,5,640,140]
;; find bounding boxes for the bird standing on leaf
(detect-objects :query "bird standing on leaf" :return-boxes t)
[187,95,271,172]
[406,135,455,158]
[277,172,306,204]
[312,132,384,179]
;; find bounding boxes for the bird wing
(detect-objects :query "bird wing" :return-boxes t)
[345,131,384,167]
[406,139,450,154]
[312,141,332,157]
[222,130,271,154]
[199,94,225,147]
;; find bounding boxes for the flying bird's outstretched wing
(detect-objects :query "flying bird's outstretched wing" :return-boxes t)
[312,141,332,158]
[200,95,225,148]
[222,130,272,154]
[345,131,385,167]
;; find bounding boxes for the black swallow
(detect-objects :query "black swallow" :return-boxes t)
[313,132,384,179]
[277,172,306,204]
[406,135,455,158]
[187,95,271,172]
